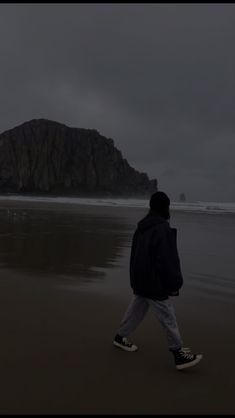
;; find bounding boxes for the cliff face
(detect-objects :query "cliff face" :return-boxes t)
[0,119,157,196]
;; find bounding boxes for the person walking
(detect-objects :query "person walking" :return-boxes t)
[113,191,203,370]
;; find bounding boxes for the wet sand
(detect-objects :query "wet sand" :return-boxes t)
[0,199,234,414]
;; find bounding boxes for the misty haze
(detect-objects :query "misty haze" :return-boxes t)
[0,4,234,415]
[0,3,234,201]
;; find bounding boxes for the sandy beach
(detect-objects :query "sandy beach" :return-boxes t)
[0,198,234,414]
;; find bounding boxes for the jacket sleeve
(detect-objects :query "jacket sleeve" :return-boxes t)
[129,229,138,279]
[152,223,183,293]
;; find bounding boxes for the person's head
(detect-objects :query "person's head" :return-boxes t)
[149,191,170,220]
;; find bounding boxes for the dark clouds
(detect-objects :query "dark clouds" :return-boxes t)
[0,4,234,201]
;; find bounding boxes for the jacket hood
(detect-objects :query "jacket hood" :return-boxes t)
[137,213,167,232]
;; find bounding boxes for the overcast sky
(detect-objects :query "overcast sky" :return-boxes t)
[0,4,234,202]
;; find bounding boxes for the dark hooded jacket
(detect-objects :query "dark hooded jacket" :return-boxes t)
[130,212,183,300]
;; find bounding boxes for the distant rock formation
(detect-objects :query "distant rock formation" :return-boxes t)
[179,193,186,202]
[0,119,157,196]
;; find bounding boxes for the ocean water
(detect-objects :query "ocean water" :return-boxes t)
[0,195,234,303]
[0,194,235,214]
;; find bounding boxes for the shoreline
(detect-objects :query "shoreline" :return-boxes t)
[0,199,234,413]
[0,194,234,217]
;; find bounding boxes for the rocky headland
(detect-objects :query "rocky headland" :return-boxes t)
[0,119,157,196]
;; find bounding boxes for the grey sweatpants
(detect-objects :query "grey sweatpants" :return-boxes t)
[118,294,183,351]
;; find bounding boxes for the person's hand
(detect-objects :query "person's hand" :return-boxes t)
[169,290,179,296]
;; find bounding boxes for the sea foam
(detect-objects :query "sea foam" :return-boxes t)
[0,195,235,214]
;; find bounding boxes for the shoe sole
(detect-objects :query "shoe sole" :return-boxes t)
[176,354,203,370]
[113,341,138,352]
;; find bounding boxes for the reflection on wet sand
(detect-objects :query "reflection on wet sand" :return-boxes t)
[0,207,132,283]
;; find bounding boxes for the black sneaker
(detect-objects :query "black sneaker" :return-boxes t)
[113,334,138,352]
[181,346,191,353]
[173,348,203,370]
